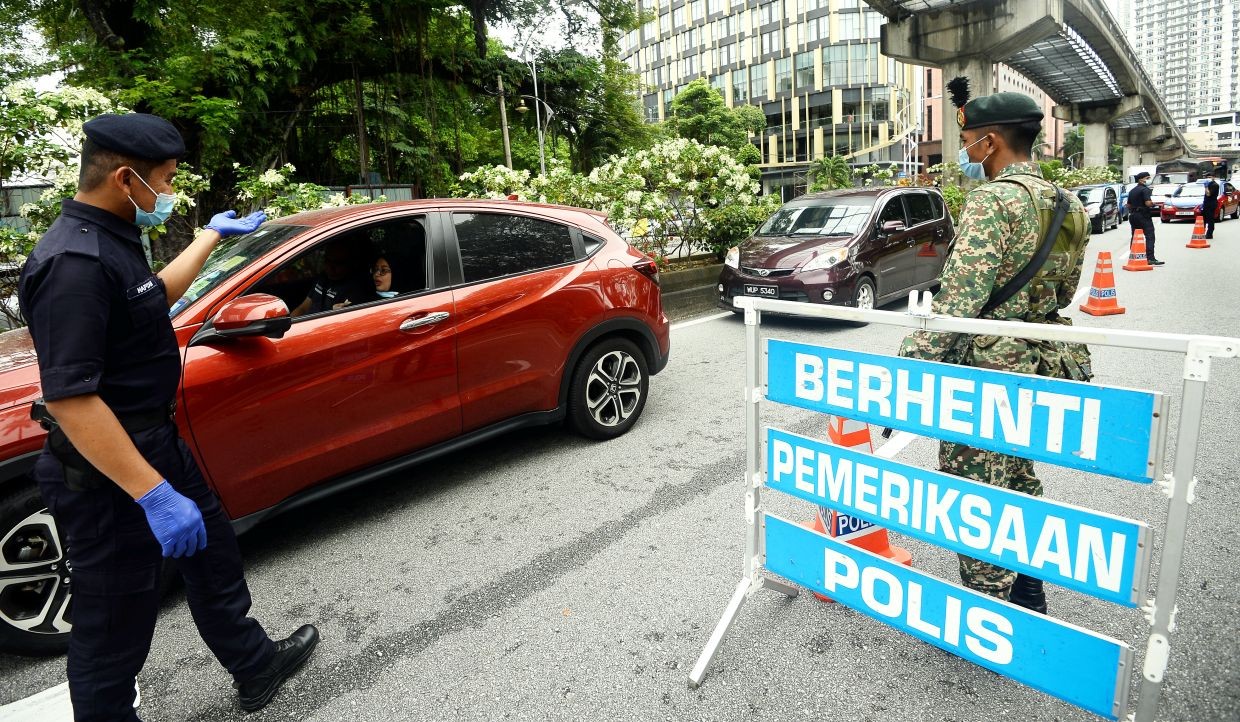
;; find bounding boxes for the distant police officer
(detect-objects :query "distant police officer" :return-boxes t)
[899,82,1092,614]
[1203,176,1219,239]
[18,113,318,721]
[1127,171,1164,265]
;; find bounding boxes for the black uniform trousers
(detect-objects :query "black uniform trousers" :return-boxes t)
[36,421,274,721]
[1129,210,1157,260]
[1203,203,1217,238]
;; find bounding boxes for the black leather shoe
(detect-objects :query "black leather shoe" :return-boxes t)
[1149,259,1166,266]
[1008,574,1048,614]
[237,624,319,712]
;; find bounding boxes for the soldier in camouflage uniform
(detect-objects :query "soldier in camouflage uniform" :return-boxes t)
[898,87,1091,613]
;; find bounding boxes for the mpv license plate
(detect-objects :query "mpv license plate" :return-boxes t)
[1178,211,1193,215]
[743,284,778,298]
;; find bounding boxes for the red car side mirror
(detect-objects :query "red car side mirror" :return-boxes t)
[213,293,292,339]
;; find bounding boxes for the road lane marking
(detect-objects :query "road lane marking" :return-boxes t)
[671,311,732,330]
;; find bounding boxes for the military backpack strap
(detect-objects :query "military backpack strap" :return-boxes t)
[979,184,1070,317]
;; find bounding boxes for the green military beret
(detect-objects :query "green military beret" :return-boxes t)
[956,92,1044,130]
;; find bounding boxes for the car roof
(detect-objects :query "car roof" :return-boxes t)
[795,187,937,202]
[266,198,609,228]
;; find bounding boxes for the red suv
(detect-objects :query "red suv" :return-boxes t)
[0,199,669,654]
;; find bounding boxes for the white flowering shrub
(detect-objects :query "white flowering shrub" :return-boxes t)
[234,163,383,218]
[455,139,773,263]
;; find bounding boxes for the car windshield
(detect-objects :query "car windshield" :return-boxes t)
[1176,185,1205,197]
[756,200,875,236]
[170,223,307,316]
[1076,188,1102,203]
[1152,185,1178,196]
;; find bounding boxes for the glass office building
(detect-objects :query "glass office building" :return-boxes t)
[618,0,919,198]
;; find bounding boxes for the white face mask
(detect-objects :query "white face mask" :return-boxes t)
[376,290,398,298]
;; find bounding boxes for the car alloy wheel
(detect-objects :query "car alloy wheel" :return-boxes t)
[0,486,72,655]
[567,338,649,440]
[853,278,876,311]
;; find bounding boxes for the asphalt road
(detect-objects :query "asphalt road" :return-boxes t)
[3,218,1239,721]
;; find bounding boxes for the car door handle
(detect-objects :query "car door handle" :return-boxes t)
[399,311,450,331]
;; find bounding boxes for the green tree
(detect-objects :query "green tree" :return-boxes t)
[530,49,650,173]
[666,79,765,150]
[807,155,852,191]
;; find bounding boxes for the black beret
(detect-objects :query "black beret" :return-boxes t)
[956,92,1044,130]
[1135,171,1151,181]
[82,113,186,161]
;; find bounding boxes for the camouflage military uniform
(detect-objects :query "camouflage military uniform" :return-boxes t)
[899,162,1090,599]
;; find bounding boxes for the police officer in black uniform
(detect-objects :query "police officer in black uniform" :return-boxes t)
[1126,171,1163,265]
[18,113,318,721]
[1203,176,1219,239]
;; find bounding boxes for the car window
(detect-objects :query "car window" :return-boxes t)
[928,193,945,219]
[1176,185,1205,197]
[756,200,876,236]
[903,193,936,225]
[252,216,430,318]
[171,224,307,317]
[1075,188,1102,203]
[877,197,907,227]
[453,213,576,283]
[1105,189,1116,203]
[1152,184,1178,196]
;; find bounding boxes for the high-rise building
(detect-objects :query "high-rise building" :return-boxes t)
[619,1,1072,198]
[617,0,919,199]
[1123,0,1240,150]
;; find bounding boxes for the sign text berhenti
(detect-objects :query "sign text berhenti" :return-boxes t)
[766,341,1166,482]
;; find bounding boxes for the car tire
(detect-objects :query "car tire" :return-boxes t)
[853,277,876,311]
[1092,218,1102,234]
[567,338,649,440]
[0,483,72,655]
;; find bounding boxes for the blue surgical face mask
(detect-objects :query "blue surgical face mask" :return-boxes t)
[376,290,398,298]
[127,169,177,227]
[957,135,993,181]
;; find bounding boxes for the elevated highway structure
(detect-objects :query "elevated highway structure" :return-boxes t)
[866,0,1196,172]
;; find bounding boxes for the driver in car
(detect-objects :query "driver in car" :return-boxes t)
[290,239,371,316]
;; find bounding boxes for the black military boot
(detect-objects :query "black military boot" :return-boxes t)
[1008,574,1048,614]
[237,624,320,712]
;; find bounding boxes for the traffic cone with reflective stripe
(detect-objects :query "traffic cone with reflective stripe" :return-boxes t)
[1078,251,1126,316]
[802,416,912,603]
[1123,229,1153,271]
[1187,215,1211,248]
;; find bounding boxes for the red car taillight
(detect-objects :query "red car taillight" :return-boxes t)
[633,259,660,286]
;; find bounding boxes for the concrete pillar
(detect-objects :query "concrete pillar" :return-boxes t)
[939,56,994,172]
[1122,146,1141,173]
[1083,123,1109,169]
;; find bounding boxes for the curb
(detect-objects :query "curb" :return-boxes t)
[660,263,723,319]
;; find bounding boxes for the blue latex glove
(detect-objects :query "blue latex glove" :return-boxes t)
[136,480,208,558]
[206,210,266,237]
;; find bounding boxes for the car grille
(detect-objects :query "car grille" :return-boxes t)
[740,266,795,278]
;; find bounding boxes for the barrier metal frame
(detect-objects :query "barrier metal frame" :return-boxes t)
[688,292,1240,722]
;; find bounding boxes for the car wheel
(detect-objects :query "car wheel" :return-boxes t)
[853,277,876,311]
[0,483,71,655]
[567,338,649,440]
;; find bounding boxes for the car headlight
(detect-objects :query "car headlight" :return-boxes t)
[724,246,739,269]
[800,247,849,272]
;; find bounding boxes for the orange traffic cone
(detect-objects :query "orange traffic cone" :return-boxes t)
[802,416,912,603]
[1079,251,1126,316]
[1187,215,1211,248]
[1123,229,1153,271]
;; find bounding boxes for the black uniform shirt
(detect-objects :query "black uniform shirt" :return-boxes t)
[18,199,180,415]
[1204,180,1219,208]
[1128,183,1152,215]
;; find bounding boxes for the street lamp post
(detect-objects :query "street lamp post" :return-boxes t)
[497,74,513,168]
[516,94,556,176]
[1068,151,1083,169]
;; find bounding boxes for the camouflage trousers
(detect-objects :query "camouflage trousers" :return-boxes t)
[939,441,1042,600]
